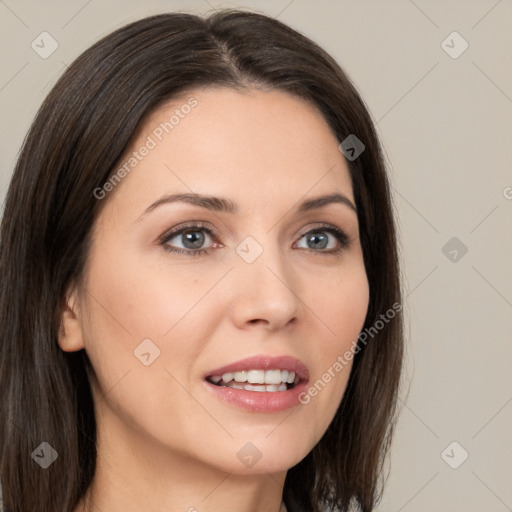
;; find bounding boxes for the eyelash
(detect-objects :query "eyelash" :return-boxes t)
[159,221,350,257]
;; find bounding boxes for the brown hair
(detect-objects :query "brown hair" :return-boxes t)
[0,10,403,512]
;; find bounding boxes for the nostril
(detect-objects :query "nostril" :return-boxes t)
[248,319,268,325]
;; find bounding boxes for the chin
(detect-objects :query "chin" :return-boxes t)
[210,435,313,476]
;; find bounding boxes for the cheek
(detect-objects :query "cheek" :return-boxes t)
[315,260,370,348]
[80,247,228,396]
[80,253,216,445]
[84,246,216,342]
[299,262,369,435]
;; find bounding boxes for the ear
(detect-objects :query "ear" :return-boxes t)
[58,283,85,352]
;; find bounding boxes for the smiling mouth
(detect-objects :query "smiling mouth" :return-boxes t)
[206,369,300,392]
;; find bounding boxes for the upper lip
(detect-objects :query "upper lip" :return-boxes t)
[205,355,310,382]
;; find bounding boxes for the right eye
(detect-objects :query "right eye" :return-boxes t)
[160,222,221,256]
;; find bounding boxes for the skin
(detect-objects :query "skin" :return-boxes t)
[59,87,370,512]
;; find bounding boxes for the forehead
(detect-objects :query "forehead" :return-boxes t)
[106,87,354,214]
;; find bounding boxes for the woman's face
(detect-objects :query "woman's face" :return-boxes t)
[63,87,369,475]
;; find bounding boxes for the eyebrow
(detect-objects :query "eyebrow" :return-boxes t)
[136,191,357,222]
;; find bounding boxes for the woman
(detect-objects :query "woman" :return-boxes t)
[0,9,404,512]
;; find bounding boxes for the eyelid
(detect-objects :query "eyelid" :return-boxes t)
[298,222,348,240]
[158,221,219,244]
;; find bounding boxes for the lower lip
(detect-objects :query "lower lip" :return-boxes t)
[204,379,309,413]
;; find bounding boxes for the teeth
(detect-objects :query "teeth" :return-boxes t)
[225,382,288,392]
[264,369,283,384]
[244,384,266,392]
[247,370,265,384]
[234,371,248,382]
[234,369,297,384]
[210,369,299,390]
[266,384,285,392]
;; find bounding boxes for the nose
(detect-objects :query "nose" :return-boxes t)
[228,242,301,332]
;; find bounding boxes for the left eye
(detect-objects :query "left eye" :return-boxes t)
[163,227,216,252]
[295,228,346,251]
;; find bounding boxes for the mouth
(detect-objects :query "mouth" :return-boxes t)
[206,369,301,392]
[204,354,309,393]
[203,355,309,412]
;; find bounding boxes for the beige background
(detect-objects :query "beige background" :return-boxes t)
[1,1,511,510]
